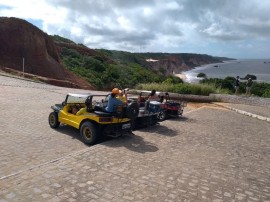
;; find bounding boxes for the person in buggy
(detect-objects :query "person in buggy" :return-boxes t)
[116,88,129,104]
[147,90,160,101]
[106,88,124,113]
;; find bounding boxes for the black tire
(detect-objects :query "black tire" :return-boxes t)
[80,121,98,145]
[158,110,167,121]
[130,118,137,130]
[177,109,183,116]
[125,102,139,119]
[150,115,158,125]
[48,112,60,128]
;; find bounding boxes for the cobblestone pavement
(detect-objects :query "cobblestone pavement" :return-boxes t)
[1,75,270,202]
[215,103,270,120]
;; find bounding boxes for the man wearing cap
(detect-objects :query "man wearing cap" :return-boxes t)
[106,88,123,113]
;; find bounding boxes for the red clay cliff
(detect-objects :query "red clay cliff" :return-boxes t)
[0,17,93,89]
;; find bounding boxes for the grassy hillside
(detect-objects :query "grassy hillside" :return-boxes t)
[51,35,182,90]
[51,35,232,91]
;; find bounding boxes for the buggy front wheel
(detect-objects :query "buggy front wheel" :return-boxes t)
[48,112,60,128]
[158,111,167,121]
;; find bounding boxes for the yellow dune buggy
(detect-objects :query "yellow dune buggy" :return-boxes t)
[48,93,138,145]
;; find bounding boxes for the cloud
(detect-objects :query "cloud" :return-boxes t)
[1,0,270,58]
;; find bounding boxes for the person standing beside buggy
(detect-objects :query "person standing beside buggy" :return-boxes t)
[234,76,240,95]
[148,90,160,101]
[245,78,253,96]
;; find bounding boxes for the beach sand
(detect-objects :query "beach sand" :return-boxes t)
[175,73,187,81]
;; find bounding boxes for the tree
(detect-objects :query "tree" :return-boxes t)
[197,73,207,78]
[244,74,257,80]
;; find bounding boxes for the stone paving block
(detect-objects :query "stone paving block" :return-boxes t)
[1,75,270,201]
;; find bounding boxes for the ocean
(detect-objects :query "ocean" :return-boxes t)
[182,59,270,83]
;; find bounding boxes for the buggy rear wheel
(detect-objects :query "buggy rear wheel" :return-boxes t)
[80,122,98,145]
[177,108,183,116]
[48,112,60,128]
[125,102,139,119]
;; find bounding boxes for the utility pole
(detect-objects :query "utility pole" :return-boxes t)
[22,57,25,77]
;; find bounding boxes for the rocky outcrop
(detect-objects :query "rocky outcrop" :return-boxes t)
[0,17,93,89]
[145,56,190,75]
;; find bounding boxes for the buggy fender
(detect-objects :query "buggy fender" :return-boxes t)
[51,104,63,113]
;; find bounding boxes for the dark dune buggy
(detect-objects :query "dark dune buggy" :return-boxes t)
[158,92,187,121]
[96,92,161,130]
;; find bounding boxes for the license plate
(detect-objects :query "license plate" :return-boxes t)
[122,123,131,129]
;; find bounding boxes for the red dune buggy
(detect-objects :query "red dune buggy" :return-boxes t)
[158,93,187,121]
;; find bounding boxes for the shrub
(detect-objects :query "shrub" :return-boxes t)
[262,88,270,98]
[83,57,106,72]
[244,74,257,80]
[51,35,75,44]
[251,82,270,97]
[172,84,193,94]
[197,73,207,78]
[187,83,216,95]
[136,83,172,92]
[162,76,183,84]
[137,78,270,97]
[200,78,235,92]
[200,77,241,94]
[136,82,216,96]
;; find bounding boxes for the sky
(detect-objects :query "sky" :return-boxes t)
[0,0,270,59]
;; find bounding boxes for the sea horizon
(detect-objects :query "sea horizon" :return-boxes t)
[182,59,270,83]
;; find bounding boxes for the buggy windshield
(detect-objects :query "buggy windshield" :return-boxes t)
[66,93,92,104]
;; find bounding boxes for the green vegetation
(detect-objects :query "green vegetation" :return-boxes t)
[200,77,236,93]
[136,82,222,96]
[52,36,191,90]
[251,82,270,97]
[59,47,167,89]
[243,74,257,80]
[137,75,270,98]
[51,35,75,44]
[199,75,270,97]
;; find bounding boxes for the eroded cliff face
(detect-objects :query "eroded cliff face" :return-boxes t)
[145,57,190,75]
[144,54,221,76]
[0,17,93,89]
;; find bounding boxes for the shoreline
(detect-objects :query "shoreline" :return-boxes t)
[177,60,270,84]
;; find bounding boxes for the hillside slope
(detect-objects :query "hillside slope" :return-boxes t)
[0,17,93,89]
[100,51,225,75]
